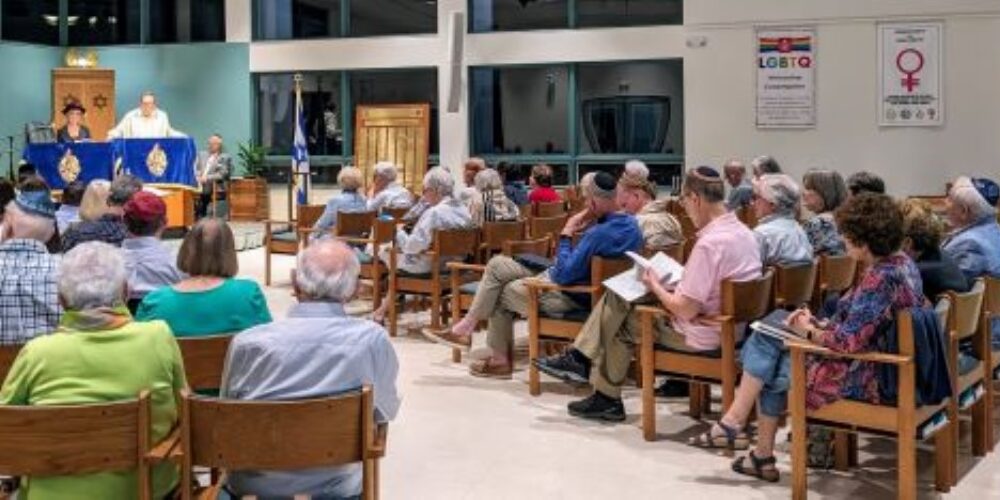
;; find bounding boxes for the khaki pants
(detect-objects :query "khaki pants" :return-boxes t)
[466,255,581,355]
[574,292,694,398]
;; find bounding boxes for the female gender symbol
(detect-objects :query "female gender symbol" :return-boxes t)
[896,48,924,92]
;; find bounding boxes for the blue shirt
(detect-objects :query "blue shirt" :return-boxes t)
[312,190,368,240]
[222,302,400,499]
[122,236,184,299]
[549,212,643,286]
[942,216,1000,280]
[504,181,529,207]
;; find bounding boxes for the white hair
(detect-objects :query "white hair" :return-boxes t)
[578,172,597,192]
[423,166,455,197]
[295,240,360,302]
[474,169,503,192]
[373,162,398,182]
[755,174,801,215]
[624,160,649,181]
[4,202,55,243]
[950,176,997,221]
[59,242,126,310]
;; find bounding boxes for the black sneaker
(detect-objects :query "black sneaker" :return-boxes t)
[568,392,626,422]
[654,379,690,398]
[533,349,590,385]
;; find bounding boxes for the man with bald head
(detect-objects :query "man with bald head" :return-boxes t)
[221,240,400,499]
[723,159,753,211]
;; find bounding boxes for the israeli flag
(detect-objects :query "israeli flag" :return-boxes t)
[292,85,310,206]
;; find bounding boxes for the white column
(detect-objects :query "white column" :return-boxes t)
[225,0,251,42]
[437,0,470,180]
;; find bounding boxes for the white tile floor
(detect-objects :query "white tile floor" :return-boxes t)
[244,247,1000,500]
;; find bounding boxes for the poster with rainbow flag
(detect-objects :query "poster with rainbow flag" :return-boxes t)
[756,27,816,128]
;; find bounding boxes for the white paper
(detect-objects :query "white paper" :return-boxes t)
[878,22,943,127]
[142,186,169,197]
[603,251,685,303]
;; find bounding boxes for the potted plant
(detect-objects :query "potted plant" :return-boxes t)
[237,142,269,178]
[230,142,270,221]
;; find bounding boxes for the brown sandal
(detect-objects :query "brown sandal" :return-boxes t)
[731,450,780,483]
[688,421,750,450]
[469,358,512,379]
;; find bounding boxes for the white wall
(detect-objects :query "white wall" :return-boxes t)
[239,0,1000,195]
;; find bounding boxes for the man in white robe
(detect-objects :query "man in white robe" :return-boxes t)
[107,91,185,139]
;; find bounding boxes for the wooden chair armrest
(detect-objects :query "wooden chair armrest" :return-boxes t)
[145,426,182,464]
[786,340,912,365]
[446,262,486,273]
[335,236,374,245]
[371,423,389,458]
[522,278,597,294]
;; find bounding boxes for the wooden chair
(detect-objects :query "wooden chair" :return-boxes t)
[179,386,386,500]
[335,210,377,240]
[387,228,480,337]
[789,309,954,499]
[735,205,758,228]
[676,213,697,262]
[527,214,567,244]
[177,335,234,393]
[381,206,411,221]
[944,280,989,483]
[336,217,396,312]
[517,204,532,220]
[480,220,526,260]
[983,276,999,451]
[446,236,553,364]
[773,261,818,310]
[0,345,22,383]
[0,391,164,500]
[638,270,775,440]
[525,256,633,396]
[264,204,325,286]
[810,254,857,312]
[534,201,566,217]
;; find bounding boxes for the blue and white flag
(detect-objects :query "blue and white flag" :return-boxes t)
[292,83,310,206]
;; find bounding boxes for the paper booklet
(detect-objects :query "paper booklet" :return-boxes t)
[603,251,685,303]
[749,309,806,341]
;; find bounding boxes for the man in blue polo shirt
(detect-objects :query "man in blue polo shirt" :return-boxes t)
[426,171,643,378]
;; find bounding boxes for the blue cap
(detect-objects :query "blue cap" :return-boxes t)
[971,178,999,207]
[14,190,57,220]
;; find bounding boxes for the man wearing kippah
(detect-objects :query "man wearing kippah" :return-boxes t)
[0,190,61,345]
[121,191,184,313]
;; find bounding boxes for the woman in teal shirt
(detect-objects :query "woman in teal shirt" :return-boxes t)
[137,218,272,335]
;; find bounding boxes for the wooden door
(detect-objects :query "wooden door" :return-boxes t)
[52,68,116,141]
[354,104,430,192]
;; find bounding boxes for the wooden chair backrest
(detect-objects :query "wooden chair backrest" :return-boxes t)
[297,204,326,230]
[818,254,856,294]
[381,206,410,221]
[181,386,372,470]
[528,215,567,240]
[0,392,150,479]
[983,275,1000,319]
[735,205,758,228]
[946,279,985,340]
[177,335,234,392]
[773,262,818,309]
[534,202,566,217]
[371,217,397,245]
[665,198,685,217]
[434,228,480,258]
[677,213,697,259]
[482,221,525,254]
[0,344,22,383]
[721,269,775,322]
[502,237,552,258]
[517,204,532,220]
[336,211,377,238]
[590,256,633,302]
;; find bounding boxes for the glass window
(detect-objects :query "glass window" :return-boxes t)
[2,0,60,45]
[257,72,343,157]
[577,60,683,155]
[576,0,682,28]
[471,65,569,155]
[190,0,225,41]
[349,68,439,154]
[348,0,436,37]
[255,0,341,40]
[469,0,568,33]
[148,0,226,43]
[579,162,682,191]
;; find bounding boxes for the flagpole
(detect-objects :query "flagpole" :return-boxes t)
[290,73,302,222]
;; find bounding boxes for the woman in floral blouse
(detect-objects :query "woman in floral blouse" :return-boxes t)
[800,169,848,256]
[688,193,923,483]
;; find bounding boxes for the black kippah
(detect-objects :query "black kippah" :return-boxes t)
[593,171,617,192]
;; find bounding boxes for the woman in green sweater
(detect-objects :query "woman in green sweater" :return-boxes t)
[137,218,272,336]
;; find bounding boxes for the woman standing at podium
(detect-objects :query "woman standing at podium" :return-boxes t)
[56,102,91,143]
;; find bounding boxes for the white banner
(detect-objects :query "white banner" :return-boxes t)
[878,22,943,127]
[756,27,817,129]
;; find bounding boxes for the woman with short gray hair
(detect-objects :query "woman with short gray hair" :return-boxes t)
[942,176,1000,280]
[801,169,848,256]
[311,166,367,240]
[751,174,813,266]
[468,168,519,226]
[367,161,414,213]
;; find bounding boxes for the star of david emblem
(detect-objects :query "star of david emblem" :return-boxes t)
[62,94,81,107]
[92,94,109,111]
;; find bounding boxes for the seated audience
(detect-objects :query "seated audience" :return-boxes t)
[427,171,643,378]
[941,176,1000,280]
[498,161,529,206]
[137,218,271,336]
[459,157,487,204]
[54,180,85,234]
[62,175,142,251]
[0,191,60,344]
[901,199,969,300]
[468,168,520,225]
[121,191,183,312]
[528,164,562,204]
[366,161,414,213]
[534,166,761,419]
[312,166,367,240]
[847,171,886,197]
[801,169,848,256]
[222,240,400,499]
[15,176,60,253]
[0,241,185,499]
[724,159,753,211]
[751,174,814,266]
[618,169,682,249]
[622,159,650,184]
[750,155,782,178]
[370,167,473,321]
[693,194,922,484]
[16,164,37,185]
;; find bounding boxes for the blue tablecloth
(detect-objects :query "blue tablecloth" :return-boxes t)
[22,142,115,190]
[23,138,197,190]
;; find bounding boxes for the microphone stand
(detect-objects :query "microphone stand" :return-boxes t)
[7,136,13,182]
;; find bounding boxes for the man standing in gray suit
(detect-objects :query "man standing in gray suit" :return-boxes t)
[195,133,233,218]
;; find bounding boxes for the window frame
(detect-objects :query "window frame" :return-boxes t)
[467,0,683,34]
[252,0,438,42]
